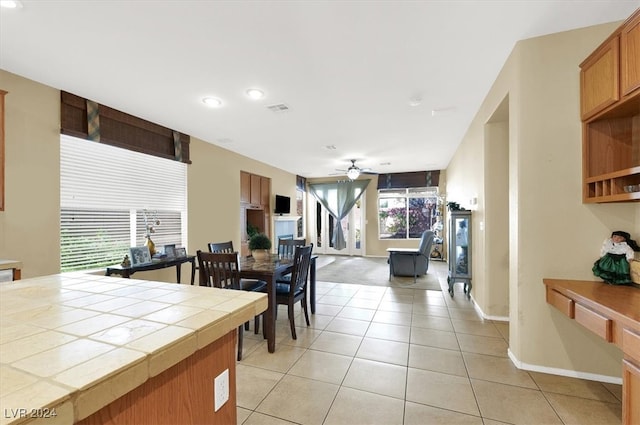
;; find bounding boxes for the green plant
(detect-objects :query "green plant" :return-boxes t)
[246,223,259,238]
[248,233,272,250]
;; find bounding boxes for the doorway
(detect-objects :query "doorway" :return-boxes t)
[312,195,365,256]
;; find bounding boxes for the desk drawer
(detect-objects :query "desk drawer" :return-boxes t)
[623,329,640,362]
[546,287,575,318]
[575,303,613,342]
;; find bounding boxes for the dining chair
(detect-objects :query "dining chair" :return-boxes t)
[208,241,234,253]
[276,238,306,284]
[273,244,313,340]
[196,250,266,360]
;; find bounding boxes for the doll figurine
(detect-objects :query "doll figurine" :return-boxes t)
[592,230,640,285]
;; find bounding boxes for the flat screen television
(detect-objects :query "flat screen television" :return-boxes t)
[274,194,291,215]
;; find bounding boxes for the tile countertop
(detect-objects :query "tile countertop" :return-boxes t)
[0,260,22,271]
[0,273,268,425]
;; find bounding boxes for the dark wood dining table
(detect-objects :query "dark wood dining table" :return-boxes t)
[238,253,317,353]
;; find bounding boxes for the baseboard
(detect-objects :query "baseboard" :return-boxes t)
[507,349,623,384]
[470,295,509,322]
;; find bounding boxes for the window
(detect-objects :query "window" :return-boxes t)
[378,188,439,239]
[60,135,187,271]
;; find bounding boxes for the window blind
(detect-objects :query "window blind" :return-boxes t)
[60,135,187,271]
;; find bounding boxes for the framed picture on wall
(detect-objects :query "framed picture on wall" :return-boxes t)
[130,246,152,266]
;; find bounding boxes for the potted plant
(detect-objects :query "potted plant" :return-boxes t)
[249,233,272,261]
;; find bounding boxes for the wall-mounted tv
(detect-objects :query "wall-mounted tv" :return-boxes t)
[274,194,291,215]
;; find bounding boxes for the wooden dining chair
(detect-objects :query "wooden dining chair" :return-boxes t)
[196,250,265,360]
[273,244,313,340]
[208,241,234,253]
[276,238,306,284]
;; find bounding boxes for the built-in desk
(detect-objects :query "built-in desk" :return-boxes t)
[0,259,22,280]
[0,273,267,424]
[543,279,640,425]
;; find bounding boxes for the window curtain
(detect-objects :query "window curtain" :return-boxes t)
[308,180,370,250]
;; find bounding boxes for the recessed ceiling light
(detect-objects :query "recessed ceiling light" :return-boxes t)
[246,88,265,100]
[202,97,222,108]
[0,0,23,8]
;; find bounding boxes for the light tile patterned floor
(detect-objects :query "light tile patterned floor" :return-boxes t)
[236,259,622,425]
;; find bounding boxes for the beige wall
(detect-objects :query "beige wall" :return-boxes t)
[0,70,60,278]
[447,21,640,380]
[0,69,297,282]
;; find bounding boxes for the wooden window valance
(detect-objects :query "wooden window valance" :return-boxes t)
[60,91,191,164]
[376,170,440,190]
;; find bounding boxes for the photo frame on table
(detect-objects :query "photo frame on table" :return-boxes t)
[130,246,152,266]
[175,247,187,258]
[164,244,176,259]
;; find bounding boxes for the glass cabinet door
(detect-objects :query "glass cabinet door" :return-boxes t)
[453,216,469,276]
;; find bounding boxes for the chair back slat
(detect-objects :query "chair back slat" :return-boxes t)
[197,250,240,289]
[278,238,306,258]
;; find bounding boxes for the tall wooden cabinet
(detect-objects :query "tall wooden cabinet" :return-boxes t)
[580,8,640,203]
[240,171,271,256]
[1,90,6,212]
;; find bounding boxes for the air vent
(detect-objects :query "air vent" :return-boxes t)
[266,103,290,113]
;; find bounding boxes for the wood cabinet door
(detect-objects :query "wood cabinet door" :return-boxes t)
[623,359,640,425]
[240,171,251,204]
[0,90,6,212]
[621,12,640,97]
[260,177,270,207]
[580,36,620,120]
[250,174,261,206]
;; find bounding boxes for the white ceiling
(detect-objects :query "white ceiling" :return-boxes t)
[1,1,638,178]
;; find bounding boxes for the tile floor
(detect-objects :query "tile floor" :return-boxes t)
[235,259,622,425]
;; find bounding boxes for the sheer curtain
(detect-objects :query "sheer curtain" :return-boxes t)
[308,180,370,250]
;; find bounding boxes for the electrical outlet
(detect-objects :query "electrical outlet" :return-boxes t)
[214,369,229,412]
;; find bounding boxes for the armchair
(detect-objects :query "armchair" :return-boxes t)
[388,230,435,279]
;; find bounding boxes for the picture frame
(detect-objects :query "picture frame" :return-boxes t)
[175,247,187,258]
[164,244,176,260]
[130,246,152,266]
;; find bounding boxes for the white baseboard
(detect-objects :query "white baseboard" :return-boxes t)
[507,349,622,384]
[470,295,509,322]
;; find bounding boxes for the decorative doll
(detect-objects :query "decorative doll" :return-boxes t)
[592,231,640,285]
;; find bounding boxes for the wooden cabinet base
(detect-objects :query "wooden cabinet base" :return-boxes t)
[77,331,237,425]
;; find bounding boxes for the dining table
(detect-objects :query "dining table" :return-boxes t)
[238,253,317,353]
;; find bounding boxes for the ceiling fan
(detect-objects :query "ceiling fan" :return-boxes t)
[333,159,377,180]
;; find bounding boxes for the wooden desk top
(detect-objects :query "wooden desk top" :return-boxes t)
[0,259,22,271]
[543,278,640,332]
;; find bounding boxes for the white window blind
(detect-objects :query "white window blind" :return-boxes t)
[60,135,187,271]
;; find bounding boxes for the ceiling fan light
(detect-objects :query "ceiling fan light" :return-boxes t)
[347,168,360,180]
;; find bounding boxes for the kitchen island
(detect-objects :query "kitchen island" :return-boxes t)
[0,272,267,425]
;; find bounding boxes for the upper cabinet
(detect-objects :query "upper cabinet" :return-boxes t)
[621,12,640,96]
[241,171,271,209]
[581,8,640,203]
